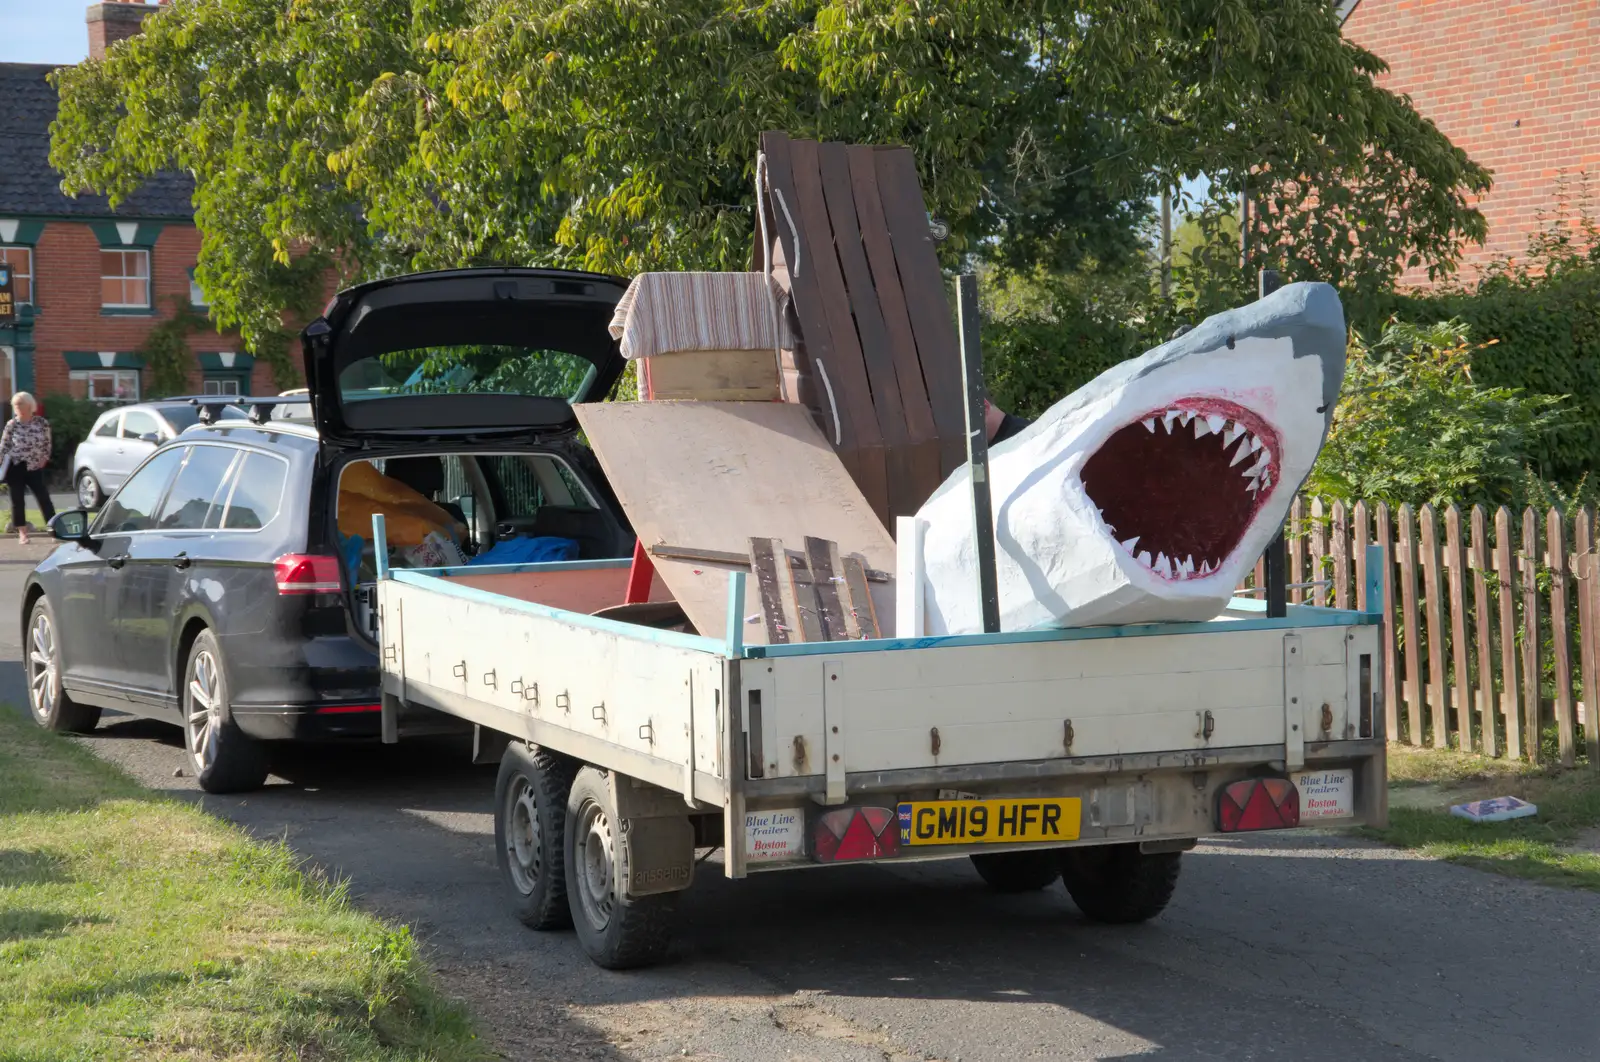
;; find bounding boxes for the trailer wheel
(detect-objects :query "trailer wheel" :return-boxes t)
[1058,844,1182,924]
[969,850,1063,892]
[494,743,577,931]
[564,767,675,969]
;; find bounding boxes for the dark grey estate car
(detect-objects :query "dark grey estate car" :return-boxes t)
[22,268,637,793]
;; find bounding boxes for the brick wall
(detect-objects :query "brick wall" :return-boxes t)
[1342,0,1600,285]
[28,220,291,399]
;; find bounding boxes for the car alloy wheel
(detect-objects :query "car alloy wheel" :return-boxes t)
[185,648,223,773]
[77,471,101,510]
[27,609,59,724]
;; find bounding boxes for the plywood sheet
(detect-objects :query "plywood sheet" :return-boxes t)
[442,566,671,615]
[575,401,897,644]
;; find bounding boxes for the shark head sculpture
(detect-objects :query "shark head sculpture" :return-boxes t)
[915,280,1347,634]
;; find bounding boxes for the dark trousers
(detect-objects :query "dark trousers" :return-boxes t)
[6,464,55,529]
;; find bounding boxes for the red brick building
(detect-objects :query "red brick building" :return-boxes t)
[1339,0,1600,284]
[0,2,282,406]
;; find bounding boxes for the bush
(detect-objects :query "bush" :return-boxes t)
[36,393,104,481]
[1306,320,1569,509]
[1351,176,1600,485]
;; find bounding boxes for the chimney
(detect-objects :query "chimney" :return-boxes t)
[86,2,164,62]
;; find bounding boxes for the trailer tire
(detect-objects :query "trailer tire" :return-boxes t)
[565,767,675,970]
[495,743,577,931]
[1059,844,1182,924]
[969,850,1062,892]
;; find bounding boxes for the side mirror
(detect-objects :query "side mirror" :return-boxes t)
[138,432,160,444]
[50,510,92,543]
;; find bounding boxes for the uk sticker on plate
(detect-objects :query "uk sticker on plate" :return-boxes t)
[1292,768,1355,821]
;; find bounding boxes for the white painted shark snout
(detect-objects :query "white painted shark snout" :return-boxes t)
[914,281,1347,635]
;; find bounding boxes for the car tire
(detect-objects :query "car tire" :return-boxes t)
[564,766,676,970]
[182,629,269,794]
[25,597,101,733]
[1058,844,1182,924]
[970,850,1063,892]
[76,470,103,510]
[495,742,578,931]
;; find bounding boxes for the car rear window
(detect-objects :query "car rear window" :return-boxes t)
[338,345,597,405]
[157,445,239,530]
[221,453,288,530]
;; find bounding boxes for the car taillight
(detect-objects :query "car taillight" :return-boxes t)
[274,554,343,595]
[314,703,381,714]
[1217,778,1300,833]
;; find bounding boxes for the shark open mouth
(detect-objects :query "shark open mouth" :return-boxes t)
[1080,397,1282,582]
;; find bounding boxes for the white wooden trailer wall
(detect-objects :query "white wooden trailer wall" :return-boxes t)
[741,623,1370,789]
[376,571,732,807]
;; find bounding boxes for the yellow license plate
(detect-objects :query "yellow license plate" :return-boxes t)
[896,798,1082,847]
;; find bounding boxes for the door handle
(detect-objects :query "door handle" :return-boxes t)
[173,552,191,570]
[107,554,128,570]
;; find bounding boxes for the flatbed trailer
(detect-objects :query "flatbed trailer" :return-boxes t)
[370,514,1387,969]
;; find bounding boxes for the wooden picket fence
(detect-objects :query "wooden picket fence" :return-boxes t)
[1237,498,1600,768]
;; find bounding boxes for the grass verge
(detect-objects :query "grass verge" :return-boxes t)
[0,707,491,1061]
[1370,744,1600,891]
[0,508,46,533]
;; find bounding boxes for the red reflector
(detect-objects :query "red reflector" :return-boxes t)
[274,554,343,594]
[314,704,381,715]
[1217,778,1300,833]
[813,807,899,862]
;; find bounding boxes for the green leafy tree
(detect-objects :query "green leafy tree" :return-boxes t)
[50,0,1488,377]
[1306,320,1570,509]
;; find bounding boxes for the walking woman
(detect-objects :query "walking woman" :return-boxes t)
[2,392,56,544]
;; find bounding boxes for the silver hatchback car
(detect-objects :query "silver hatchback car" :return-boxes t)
[70,398,248,509]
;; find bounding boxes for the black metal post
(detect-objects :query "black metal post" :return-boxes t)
[1258,267,1288,618]
[956,273,1002,633]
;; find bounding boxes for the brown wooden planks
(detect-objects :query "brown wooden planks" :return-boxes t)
[761,135,863,481]
[1521,508,1542,761]
[749,537,792,645]
[1445,506,1474,751]
[1579,509,1600,766]
[874,146,966,478]
[1470,506,1498,757]
[847,144,942,511]
[818,144,916,520]
[1376,502,1400,741]
[1289,497,1306,605]
[1419,505,1449,748]
[1397,504,1423,745]
[843,554,881,639]
[1495,507,1523,759]
[1332,500,1350,611]
[1549,509,1575,766]
[1353,501,1370,612]
[788,138,891,526]
[803,536,849,641]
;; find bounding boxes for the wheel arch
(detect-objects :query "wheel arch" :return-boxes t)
[20,580,46,639]
[173,613,213,694]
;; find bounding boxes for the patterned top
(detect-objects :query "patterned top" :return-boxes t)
[1,416,52,472]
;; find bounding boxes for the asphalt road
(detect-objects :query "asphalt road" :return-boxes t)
[3,538,1598,1061]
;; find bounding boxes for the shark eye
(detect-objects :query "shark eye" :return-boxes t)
[1080,402,1278,581]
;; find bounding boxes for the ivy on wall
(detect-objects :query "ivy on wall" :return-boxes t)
[136,296,210,397]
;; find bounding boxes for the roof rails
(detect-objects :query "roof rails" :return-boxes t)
[190,394,311,426]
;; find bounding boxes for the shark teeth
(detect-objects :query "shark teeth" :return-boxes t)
[1143,418,1157,432]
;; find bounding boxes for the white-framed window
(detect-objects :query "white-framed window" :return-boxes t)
[101,248,150,308]
[70,369,141,403]
[188,267,208,309]
[1,246,33,305]
[203,377,240,395]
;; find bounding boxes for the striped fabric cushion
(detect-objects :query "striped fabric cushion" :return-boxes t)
[608,272,795,361]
